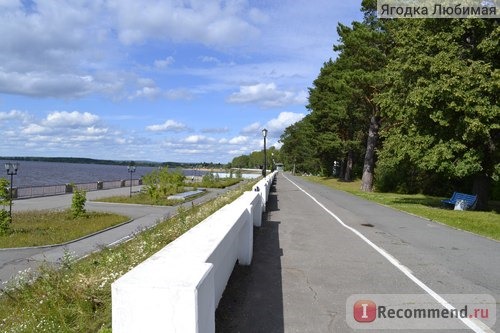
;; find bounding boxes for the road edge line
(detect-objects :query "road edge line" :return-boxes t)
[282,173,488,333]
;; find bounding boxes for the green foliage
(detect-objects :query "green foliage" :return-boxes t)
[231,146,281,170]
[374,157,455,196]
[280,116,323,174]
[0,178,11,235]
[0,210,10,236]
[71,186,87,219]
[142,167,185,204]
[202,171,217,185]
[0,178,9,206]
[281,14,497,204]
[60,249,76,270]
[377,18,499,207]
[193,172,241,188]
[231,154,251,168]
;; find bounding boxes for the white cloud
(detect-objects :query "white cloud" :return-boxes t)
[3,110,117,155]
[164,89,194,100]
[85,126,109,135]
[229,136,248,145]
[128,76,194,101]
[0,71,96,98]
[227,83,307,108]
[108,0,260,47]
[146,120,187,132]
[22,123,47,135]
[248,7,269,24]
[202,127,229,134]
[182,135,215,144]
[200,56,221,64]
[0,110,30,122]
[265,111,305,137]
[0,1,114,98]
[137,78,156,87]
[237,111,304,144]
[0,0,363,162]
[241,122,261,135]
[154,56,175,69]
[130,86,162,100]
[43,111,100,128]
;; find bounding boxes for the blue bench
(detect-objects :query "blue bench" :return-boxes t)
[442,192,477,210]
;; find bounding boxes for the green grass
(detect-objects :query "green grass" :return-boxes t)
[305,176,500,241]
[0,210,129,248]
[95,191,187,206]
[191,177,242,188]
[0,181,255,333]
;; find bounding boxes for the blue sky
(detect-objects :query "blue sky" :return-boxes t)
[0,0,363,163]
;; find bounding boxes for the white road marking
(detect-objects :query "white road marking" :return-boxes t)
[283,174,489,333]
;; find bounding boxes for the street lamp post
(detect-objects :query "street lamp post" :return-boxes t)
[262,128,268,177]
[127,164,136,198]
[5,162,19,220]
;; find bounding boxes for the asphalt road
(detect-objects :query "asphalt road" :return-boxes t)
[0,185,230,285]
[216,173,499,333]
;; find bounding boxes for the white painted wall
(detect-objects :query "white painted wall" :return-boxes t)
[112,172,277,333]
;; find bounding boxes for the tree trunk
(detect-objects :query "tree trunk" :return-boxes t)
[361,115,380,192]
[343,150,354,182]
[472,174,490,211]
[339,159,345,180]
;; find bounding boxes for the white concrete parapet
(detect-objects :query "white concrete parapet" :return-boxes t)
[112,171,277,333]
[252,171,277,216]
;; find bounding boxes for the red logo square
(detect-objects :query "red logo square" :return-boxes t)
[353,300,377,322]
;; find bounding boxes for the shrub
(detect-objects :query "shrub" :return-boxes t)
[0,210,10,236]
[142,167,185,204]
[0,178,11,235]
[71,186,87,218]
[201,172,216,187]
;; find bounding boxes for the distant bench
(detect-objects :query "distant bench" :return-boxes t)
[442,192,477,210]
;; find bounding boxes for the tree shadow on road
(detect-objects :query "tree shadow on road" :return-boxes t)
[390,196,444,208]
[215,181,284,333]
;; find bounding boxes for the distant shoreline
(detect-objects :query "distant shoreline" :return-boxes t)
[0,156,224,169]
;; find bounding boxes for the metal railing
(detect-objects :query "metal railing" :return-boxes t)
[15,179,141,199]
[17,184,67,198]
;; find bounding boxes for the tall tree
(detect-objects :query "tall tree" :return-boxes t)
[308,59,366,180]
[280,115,322,174]
[378,18,500,209]
[306,8,390,184]
[335,21,389,188]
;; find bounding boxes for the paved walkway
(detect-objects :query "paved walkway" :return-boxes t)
[216,173,499,332]
[0,184,236,284]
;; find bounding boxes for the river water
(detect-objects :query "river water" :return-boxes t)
[0,160,206,188]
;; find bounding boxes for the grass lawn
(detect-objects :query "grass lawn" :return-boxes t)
[190,178,242,188]
[305,176,500,241]
[0,210,129,248]
[95,191,188,206]
[0,181,254,333]
[96,180,241,206]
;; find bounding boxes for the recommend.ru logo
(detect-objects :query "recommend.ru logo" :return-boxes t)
[347,294,496,330]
